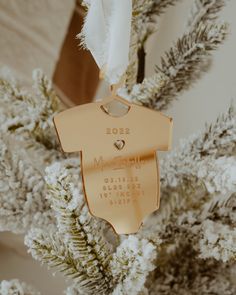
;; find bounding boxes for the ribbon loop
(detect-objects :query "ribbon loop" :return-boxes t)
[80,0,132,84]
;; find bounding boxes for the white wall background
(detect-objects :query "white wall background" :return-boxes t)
[0,0,74,83]
[0,1,235,294]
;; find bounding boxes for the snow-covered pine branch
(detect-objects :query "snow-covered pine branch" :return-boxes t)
[140,105,236,265]
[188,0,226,29]
[132,0,181,44]
[25,158,160,294]
[0,68,61,149]
[0,279,40,295]
[25,158,113,294]
[127,0,228,110]
[161,104,236,191]
[0,69,60,233]
[110,236,158,295]
[128,22,228,110]
[0,134,54,233]
[147,241,236,295]
[126,0,181,88]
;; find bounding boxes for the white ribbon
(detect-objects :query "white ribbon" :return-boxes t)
[81,0,132,84]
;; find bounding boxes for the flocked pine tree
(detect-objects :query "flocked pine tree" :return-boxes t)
[0,0,235,294]
[0,279,40,295]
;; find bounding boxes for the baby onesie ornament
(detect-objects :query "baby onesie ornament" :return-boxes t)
[54,91,173,234]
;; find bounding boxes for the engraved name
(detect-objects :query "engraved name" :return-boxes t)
[106,127,130,135]
[94,155,145,170]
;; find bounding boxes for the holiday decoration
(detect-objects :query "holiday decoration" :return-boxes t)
[54,92,172,234]
[1,0,235,294]
[55,0,172,234]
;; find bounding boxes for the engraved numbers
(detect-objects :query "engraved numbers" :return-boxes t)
[106,127,130,135]
[104,176,138,183]
[99,176,145,206]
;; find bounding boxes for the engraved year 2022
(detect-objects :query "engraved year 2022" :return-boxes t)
[106,127,130,135]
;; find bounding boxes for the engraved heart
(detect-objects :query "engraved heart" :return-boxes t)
[114,139,125,150]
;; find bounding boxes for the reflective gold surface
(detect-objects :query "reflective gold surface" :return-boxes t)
[54,94,172,234]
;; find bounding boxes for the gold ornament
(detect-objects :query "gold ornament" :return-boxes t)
[54,92,172,234]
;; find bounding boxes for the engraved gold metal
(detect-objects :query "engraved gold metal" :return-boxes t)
[114,139,125,150]
[54,93,173,234]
